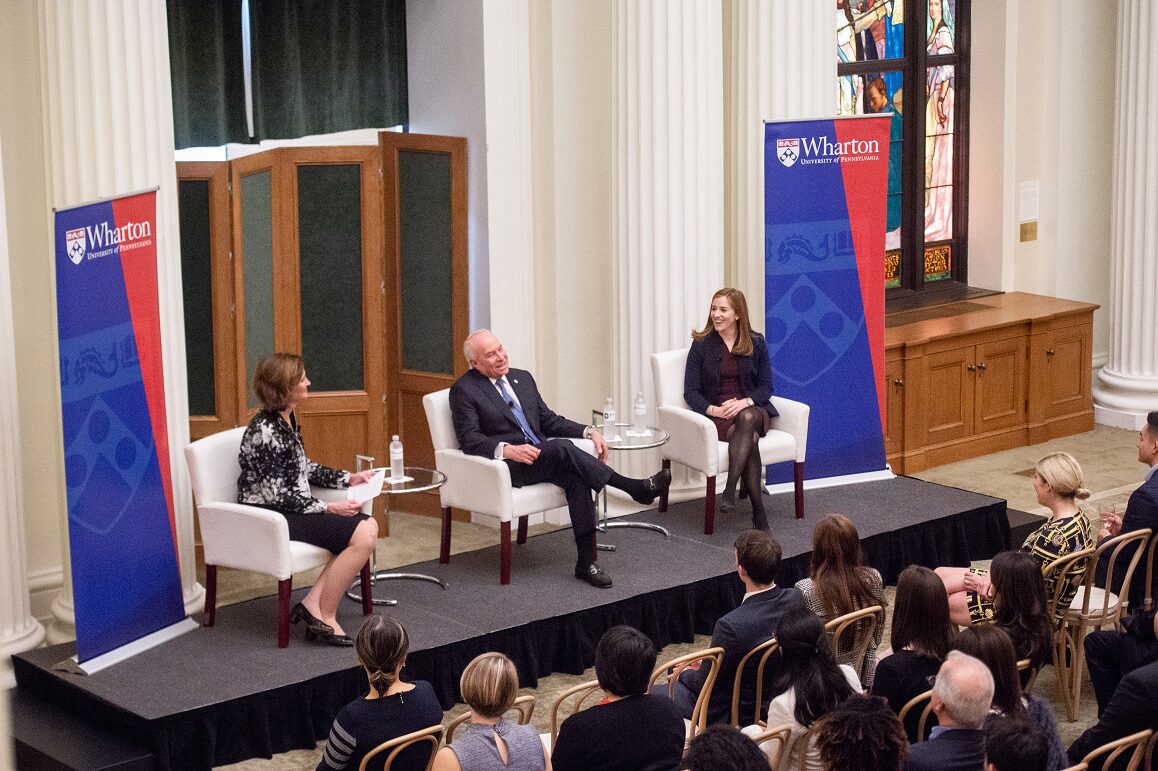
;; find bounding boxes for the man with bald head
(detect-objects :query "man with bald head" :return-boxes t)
[904,651,994,771]
[449,330,671,588]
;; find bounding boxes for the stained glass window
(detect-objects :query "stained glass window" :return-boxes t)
[837,0,969,294]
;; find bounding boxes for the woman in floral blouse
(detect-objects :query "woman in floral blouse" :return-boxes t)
[237,353,378,646]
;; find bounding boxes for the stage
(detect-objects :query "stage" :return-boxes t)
[12,476,1008,770]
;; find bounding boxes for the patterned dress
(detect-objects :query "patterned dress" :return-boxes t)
[967,513,1093,624]
[796,569,885,688]
[237,409,366,553]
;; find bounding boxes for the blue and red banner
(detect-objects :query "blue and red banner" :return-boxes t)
[55,191,186,663]
[764,117,890,484]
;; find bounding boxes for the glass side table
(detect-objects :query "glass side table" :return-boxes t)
[589,415,671,551]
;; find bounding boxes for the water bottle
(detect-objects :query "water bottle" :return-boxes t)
[603,398,616,430]
[632,391,648,434]
[389,435,404,480]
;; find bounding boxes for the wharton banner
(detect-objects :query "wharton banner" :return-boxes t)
[764,116,891,484]
[55,190,186,663]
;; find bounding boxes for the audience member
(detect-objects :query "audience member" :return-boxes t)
[1085,607,1158,716]
[952,625,1066,771]
[316,616,443,771]
[984,718,1049,771]
[904,651,994,771]
[551,626,684,771]
[815,694,908,771]
[794,513,886,687]
[1067,658,1158,769]
[988,550,1056,673]
[744,605,860,770]
[872,565,955,741]
[938,452,1093,627]
[672,529,805,724]
[432,653,549,771]
[1094,410,1158,609]
[682,725,768,771]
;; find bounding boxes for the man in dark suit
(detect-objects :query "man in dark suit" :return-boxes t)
[1095,410,1158,609]
[1068,658,1158,769]
[450,330,670,588]
[904,652,993,771]
[672,529,805,724]
[1084,607,1158,717]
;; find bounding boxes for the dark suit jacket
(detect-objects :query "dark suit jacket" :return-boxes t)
[904,728,986,771]
[1068,659,1158,769]
[683,331,778,419]
[679,585,805,725]
[449,368,586,458]
[1096,470,1158,609]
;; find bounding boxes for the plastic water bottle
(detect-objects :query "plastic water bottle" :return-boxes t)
[603,398,616,431]
[389,435,404,480]
[632,391,648,434]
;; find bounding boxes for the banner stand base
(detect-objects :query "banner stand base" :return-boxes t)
[52,617,199,676]
[766,466,895,496]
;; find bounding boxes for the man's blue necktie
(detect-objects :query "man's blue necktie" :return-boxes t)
[497,377,540,445]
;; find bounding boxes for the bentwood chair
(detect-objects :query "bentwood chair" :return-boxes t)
[650,646,727,743]
[184,427,372,648]
[446,694,535,742]
[749,723,794,768]
[1043,546,1096,720]
[650,348,810,534]
[543,679,604,750]
[730,637,780,727]
[1062,529,1151,718]
[1064,729,1154,771]
[358,724,443,771]
[898,689,936,743]
[825,605,885,686]
[1143,531,1158,612]
[423,389,597,585]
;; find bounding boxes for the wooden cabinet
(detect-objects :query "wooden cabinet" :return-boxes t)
[885,293,1097,474]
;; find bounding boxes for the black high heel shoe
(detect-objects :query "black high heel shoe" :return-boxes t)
[290,602,334,639]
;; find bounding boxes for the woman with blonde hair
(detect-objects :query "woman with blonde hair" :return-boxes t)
[684,288,779,530]
[794,514,885,687]
[433,653,549,771]
[937,452,1094,627]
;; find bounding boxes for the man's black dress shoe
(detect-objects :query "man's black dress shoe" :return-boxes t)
[575,561,613,588]
[631,468,672,504]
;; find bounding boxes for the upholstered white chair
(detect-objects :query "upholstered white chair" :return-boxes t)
[650,347,810,534]
[422,388,596,585]
[184,427,372,647]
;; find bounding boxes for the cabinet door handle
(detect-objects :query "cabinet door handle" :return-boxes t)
[977,362,987,371]
[1046,348,1055,356]
[893,378,904,386]
[966,364,976,372]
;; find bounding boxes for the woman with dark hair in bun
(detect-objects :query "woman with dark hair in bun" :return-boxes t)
[317,615,443,771]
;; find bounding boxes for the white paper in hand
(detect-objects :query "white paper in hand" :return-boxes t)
[347,468,386,504]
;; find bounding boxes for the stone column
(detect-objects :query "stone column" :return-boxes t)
[610,0,725,495]
[0,135,46,687]
[39,0,203,640]
[725,0,835,321]
[1093,0,1158,427]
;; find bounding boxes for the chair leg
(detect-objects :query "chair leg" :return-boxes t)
[360,562,373,615]
[277,578,292,648]
[1070,621,1088,718]
[794,461,805,520]
[516,515,529,545]
[658,459,671,512]
[500,521,512,585]
[440,506,452,564]
[704,477,716,535]
[203,564,217,627]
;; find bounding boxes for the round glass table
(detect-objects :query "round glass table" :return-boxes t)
[594,422,671,550]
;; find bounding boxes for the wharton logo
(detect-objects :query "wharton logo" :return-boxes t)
[65,228,87,265]
[777,138,800,167]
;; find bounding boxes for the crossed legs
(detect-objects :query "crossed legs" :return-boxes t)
[721,407,768,529]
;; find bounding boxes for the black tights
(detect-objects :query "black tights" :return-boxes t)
[722,407,767,528]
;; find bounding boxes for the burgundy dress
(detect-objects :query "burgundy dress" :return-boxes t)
[710,348,773,441]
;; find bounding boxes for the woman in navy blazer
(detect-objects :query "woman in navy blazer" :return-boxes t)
[684,288,778,530]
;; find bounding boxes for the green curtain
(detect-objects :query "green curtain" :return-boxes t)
[167,0,248,149]
[249,0,408,141]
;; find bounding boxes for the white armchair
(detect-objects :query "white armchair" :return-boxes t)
[422,389,596,585]
[650,348,809,534]
[184,427,371,647]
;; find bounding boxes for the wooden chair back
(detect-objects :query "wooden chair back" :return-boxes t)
[749,723,794,769]
[1074,728,1153,771]
[1042,547,1096,721]
[650,646,726,741]
[358,724,443,771]
[547,679,603,748]
[781,722,821,771]
[1043,547,1097,624]
[1144,728,1157,771]
[1017,657,1040,692]
[1074,528,1152,621]
[445,694,535,743]
[824,605,884,682]
[1144,531,1157,613]
[897,688,936,743]
[729,637,779,727]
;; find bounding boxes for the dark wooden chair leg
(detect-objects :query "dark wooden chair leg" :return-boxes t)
[203,564,217,627]
[658,459,671,512]
[500,521,512,585]
[704,478,716,535]
[277,578,292,648]
[794,461,805,520]
[516,515,529,545]
[360,562,373,615]
[440,506,452,564]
